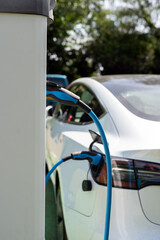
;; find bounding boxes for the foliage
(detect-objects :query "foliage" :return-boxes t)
[47,0,104,82]
[47,0,160,82]
[85,11,155,74]
[112,0,160,36]
[86,0,160,75]
[109,0,160,73]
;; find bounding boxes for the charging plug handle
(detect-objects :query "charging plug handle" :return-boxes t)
[46,81,91,113]
[71,151,103,166]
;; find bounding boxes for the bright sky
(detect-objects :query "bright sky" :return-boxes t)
[104,0,160,29]
[104,0,126,9]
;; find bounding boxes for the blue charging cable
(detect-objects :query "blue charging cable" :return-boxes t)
[45,159,63,185]
[45,152,103,186]
[89,111,112,240]
[46,81,112,240]
[45,160,64,240]
[45,151,104,240]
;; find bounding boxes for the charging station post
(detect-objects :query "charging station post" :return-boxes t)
[0,1,55,239]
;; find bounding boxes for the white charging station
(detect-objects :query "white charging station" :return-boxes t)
[0,1,55,239]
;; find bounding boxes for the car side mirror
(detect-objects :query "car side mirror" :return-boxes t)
[89,129,103,144]
[89,129,103,151]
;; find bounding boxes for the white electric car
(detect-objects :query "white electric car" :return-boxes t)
[46,75,160,240]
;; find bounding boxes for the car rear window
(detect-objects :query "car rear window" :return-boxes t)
[103,77,160,121]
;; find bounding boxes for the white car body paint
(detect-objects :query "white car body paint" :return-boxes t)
[46,75,160,240]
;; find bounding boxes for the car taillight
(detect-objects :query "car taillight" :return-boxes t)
[90,157,160,190]
[112,158,137,189]
[134,160,160,190]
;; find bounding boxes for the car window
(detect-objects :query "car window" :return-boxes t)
[54,84,105,124]
[103,77,160,121]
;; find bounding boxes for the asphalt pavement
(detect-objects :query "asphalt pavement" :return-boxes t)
[45,179,57,240]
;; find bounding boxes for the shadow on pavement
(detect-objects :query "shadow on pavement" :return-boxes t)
[45,179,57,240]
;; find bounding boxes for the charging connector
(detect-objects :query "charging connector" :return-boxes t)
[71,151,102,166]
[46,81,91,113]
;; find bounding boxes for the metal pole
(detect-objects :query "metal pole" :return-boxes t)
[0,1,55,239]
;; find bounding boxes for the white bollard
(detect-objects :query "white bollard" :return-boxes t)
[0,1,55,239]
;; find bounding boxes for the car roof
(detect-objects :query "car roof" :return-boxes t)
[92,74,160,86]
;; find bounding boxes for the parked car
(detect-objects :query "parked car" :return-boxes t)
[46,74,68,107]
[46,75,160,240]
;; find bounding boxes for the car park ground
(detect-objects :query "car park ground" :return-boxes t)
[45,179,57,240]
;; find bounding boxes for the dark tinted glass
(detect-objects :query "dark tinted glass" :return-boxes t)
[54,84,105,124]
[135,161,160,189]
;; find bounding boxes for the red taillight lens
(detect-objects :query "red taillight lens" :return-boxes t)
[90,157,160,190]
[134,160,160,190]
[112,158,137,189]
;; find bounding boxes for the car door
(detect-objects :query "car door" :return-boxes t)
[46,83,106,216]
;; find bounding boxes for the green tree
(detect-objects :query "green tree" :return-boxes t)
[112,0,160,36]
[84,7,154,75]
[47,0,104,81]
[109,0,160,73]
[48,0,160,81]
